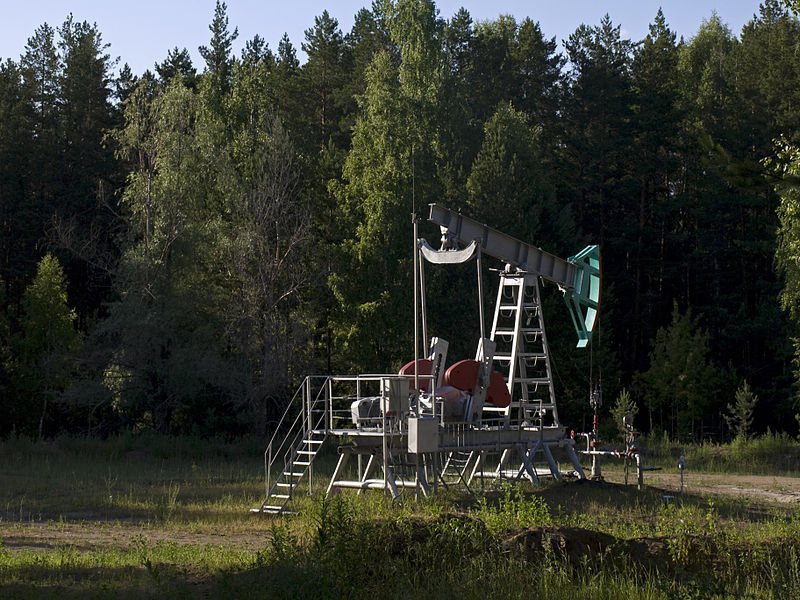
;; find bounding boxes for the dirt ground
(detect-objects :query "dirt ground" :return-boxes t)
[2,472,799,554]
[606,470,800,504]
[0,520,274,553]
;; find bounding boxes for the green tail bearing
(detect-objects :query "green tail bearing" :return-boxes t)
[565,245,601,348]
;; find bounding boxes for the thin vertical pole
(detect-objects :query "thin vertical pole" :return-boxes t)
[306,377,313,495]
[327,378,333,432]
[382,381,389,497]
[476,250,486,345]
[413,214,420,410]
[419,255,428,360]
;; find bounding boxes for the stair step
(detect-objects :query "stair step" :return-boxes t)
[283,471,306,477]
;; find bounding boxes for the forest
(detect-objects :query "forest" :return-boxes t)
[2,0,800,442]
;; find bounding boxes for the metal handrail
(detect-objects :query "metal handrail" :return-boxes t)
[263,375,337,504]
[261,372,440,508]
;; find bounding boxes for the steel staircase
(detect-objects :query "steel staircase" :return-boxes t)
[253,377,329,515]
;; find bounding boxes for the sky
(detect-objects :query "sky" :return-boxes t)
[0,1,769,76]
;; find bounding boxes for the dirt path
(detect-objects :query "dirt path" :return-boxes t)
[605,471,800,504]
[0,520,274,553]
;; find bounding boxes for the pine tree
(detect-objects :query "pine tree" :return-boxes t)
[198,0,238,95]
[18,24,62,281]
[301,11,346,152]
[0,59,33,303]
[635,302,717,439]
[725,380,758,439]
[611,388,638,441]
[155,47,197,89]
[513,17,563,137]
[561,15,635,244]
[627,9,682,369]
[55,16,119,322]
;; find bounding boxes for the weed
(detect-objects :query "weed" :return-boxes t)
[3,434,800,598]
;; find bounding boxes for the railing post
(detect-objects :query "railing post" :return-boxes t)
[305,377,311,436]
[266,443,271,502]
[327,377,333,432]
[306,377,313,495]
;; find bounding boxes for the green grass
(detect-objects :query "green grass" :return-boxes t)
[2,433,800,598]
[639,431,800,474]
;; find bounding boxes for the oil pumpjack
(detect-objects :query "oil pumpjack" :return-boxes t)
[253,204,601,514]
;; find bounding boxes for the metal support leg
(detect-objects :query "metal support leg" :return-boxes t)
[517,445,540,485]
[495,448,511,479]
[468,451,482,487]
[326,451,351,497]
[566,443,586,479]
[384,465,401,499]
[358,454,376,495]
[417,459,431,497]
[636,453,643,491]
[542,444,562,482]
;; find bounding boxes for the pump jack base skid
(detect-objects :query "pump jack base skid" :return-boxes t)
[322,425,585,499]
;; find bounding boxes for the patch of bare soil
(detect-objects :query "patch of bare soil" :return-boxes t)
[609,471,800,504]
[502,525,670,569]
[0,521,272,554]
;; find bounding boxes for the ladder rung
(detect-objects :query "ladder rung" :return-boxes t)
[516,378,550,385]
[501,401,549,409]
[305,439,324,444]
[272,494,290,499]
[283,471,305,477]
[260,505,285,511]
[297,450,316,455]
[495,328,542,336]
[494,352,546,360]
[276,482,292,487]
[294,461,311,466]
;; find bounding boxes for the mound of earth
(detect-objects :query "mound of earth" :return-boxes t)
[502,525,669,568]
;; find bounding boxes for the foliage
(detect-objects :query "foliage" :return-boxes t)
[10,254,80,437]
[466,101,569,251]
[3,1,800,437]
[635,303,718,439]
[725,381,759,440]
[610,388,638,441]
[641,430,800,473]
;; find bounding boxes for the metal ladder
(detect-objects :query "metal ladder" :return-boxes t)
[485,273,559,427]
[253,377,329,515]
[257,430,326,514]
